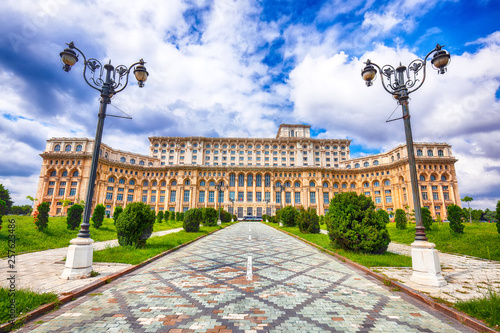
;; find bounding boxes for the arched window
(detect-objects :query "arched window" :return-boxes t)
[120,157,126,163]
[148,162,153,166]
[185,180,190,186]
[294,181,301,187]
[108,177,115,183]
[152,181,158,186]
[309,181,315,187]
[417,149,423,156]
[427,150,433,157]
[50,171,56,177]
[219,181,225,187]
[419,175,425,181]
[333,183,339,189]
[247,174,253,186]
[105,152,108,159]
[229,174,235,186]
[430,175,436,181]
[72,171,79,177]
[143,181,149,186]
[441,175,447,181]
[60,171,67,177]
[350,183,356,189]
[209,181,215,186]
[129,180,135,185]
[438,150,444,156]
[346,165,351,169]
[65,144,72,152]
[265,174,271,187]
[171,180,177,186]
[363,182,369,188]
[256,174,262,187]
[275,182,282,188]
[391,156,394,162]
[342,183,347,189]
[54,144,61,152]
[384,180,390,186]
[364,162,369,167]
[373,160,379,166]
[355,163,360,168]
[284,181,291,187]
[119,178,125,184]
[323,182,328,188]
[161,181,166,186]
[238,174,244,186]
[397,153,400,159]
[139,160,145,166]
[76,145,82,152]
[200,180,206,186]
[130,159,135,165]
[374,181,380,187]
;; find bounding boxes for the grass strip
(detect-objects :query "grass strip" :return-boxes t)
[0,288,58,325]
[0,216,183,257]
[263,222,412,268]
[93,226,221,265]
[455,290,500,330]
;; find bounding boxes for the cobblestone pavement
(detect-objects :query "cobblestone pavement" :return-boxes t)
[0,228,183,295]
[18,223,474,332]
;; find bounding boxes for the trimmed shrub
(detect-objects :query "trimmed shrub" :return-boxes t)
[92,204,105,229]
[297,207,320,234]
[156,211,164,223]
[496,200,500,234]
[35,202,50,231]
[164,211,171,221]
[220,210,232,223]
[262,214,268,222]
[175,212,181,221]
[116,202,155,247]
[66,204,84,230]
[276,209,283,223]
[232,214,237,222]
[269,216,276,223]
[421,207,433,230]
[376,209,390,225]
[448,204,465,234]
[319,215,325,225]
[0,199,6,230]
[184,208,202,232]
[113,206,123,225]
[281,206,298,227]
[395,209,407,230]
[179,212,184,221]
[201,207,218,226]
[326,192,390,254]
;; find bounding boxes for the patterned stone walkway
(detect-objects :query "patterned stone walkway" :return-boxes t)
[18,223,475,332]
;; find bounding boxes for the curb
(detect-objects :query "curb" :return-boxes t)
[272,225,497,333]
[0,225,231,333]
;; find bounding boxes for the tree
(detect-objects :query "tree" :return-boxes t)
[66,204,84,230]
[297,207,320,234]
[421,207,433,230]
[113,206,123,225]
[326,192,390,254]
[201,207,218,226]
[281,206,298,227]
[461,196,473,223]
[35,202,50,231]
[58,199,72,216]
[471,209,483,221]
[184,208,202,232]
[394,209,407,230]
[116,202,156,247]
[156,210,164,223]
[26,195,37,211]
[92,204,106,229]
[376,209,390,225]
[0,184,13,213]
[496,201,500,234]
[175,212,182,221]
[10,205,32,215]
[0,199,6,229]
[447,204,465,234]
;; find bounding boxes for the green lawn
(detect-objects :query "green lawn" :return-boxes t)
[264,222,412,268]
[93,226,221,264]
[0,215,183,258]
[0,288,58,325]
[387,222,500,261]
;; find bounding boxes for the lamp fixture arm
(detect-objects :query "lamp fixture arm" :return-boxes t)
[66,42,101,93]
[369,61,396,96]
[112,59,146,95]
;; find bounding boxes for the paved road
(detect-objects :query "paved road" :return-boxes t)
[19,223,474,332]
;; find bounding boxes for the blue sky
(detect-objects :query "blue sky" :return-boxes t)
[0,0,499,209]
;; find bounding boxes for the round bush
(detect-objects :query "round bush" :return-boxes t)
[281,206,298,227]
[66,204,84,230]
[184,208,202,232]
[92,204,105,229]
[35,202,50,231]
[421,207,433,230]
[376,209,390,225]
[298,207,320,234]
[116,202,155,247]
[394,209,407,230]
[447,204,465,234]
[326,192,390,254]
[201,207,217,226]
[113,206,123,225]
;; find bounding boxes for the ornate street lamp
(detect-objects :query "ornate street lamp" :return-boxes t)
[361,44,450,287]
[229,198,235,222]
[215,181,228,225]
[59,42,148,279]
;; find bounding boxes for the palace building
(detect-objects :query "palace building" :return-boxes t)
[35,124,461,218]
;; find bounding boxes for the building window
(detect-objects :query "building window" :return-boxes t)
[199,191,205,203]
[127,194,133,201]
[374,181,380,187]
[247,192,253,202]
[419,175,425,181]
[256,174,262,187]
[295,192,301,204]
[184,190,190,202]
[265,174,271,187]
[309,181,315,187]
[265,191,271,201]
[106,192,112,200]
[256,192,262,202]
[238,174,244,186]
[443,192,449,200]
[209,191,215,203]
[375,196,381,204]
[160,196,165,203]
[422,192,428,200]
[438,150,444,156]
[170,190,176,202]
[247,174,253,186]
[385,196,392,203]
[323,192,329,204]
[427,149,433,157]
[417,149,423,156]
[433,192,439,200]
[285,192,291,204]
[310,192,316,204]
[230,174,235,186]
[117,193,124,201]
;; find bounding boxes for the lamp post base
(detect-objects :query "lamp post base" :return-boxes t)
[60,237,94,280]
[410,241,447,287]
[217,219,221,225]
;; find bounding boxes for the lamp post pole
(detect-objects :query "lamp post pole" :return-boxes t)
[230,198,235,222]
[59,42,148,279]
[216,182,228,225]
[274,184,283,225]
[361,44,450,287]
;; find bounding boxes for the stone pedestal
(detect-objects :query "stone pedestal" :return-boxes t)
[217,220,221,226]
[279,221,283,227]
[61,238,94,280]
[410,240,447,287]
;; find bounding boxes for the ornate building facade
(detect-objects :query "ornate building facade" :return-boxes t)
[35,124,461,218]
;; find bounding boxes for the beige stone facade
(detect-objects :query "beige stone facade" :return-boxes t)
[35,124,461,218]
